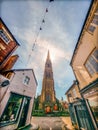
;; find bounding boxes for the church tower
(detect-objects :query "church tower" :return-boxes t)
[40,50,56,110]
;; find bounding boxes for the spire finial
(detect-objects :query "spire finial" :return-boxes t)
[47,50,50,60]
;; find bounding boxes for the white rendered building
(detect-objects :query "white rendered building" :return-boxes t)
[0,69,37,130]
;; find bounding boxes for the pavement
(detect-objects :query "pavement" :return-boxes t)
[29,116,74,130]
[61,117,74,130]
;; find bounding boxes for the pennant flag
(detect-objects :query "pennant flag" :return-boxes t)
[40,27,42,30]
[46,8,48,12]
[49,0,54,2]
[42,19,45,23]
[32,43,35,51]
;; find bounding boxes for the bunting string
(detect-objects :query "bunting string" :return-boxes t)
[27,0,54,66]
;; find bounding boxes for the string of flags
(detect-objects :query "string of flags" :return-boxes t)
[27,0,54,65]
[32,0,54,51]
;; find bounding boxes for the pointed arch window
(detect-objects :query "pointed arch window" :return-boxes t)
[46,93,51,101]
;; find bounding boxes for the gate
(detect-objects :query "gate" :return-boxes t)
[69,99,95,130]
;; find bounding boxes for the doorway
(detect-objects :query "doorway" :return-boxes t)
[18,97,30,128]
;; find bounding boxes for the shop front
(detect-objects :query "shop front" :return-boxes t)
[0,93,31,129]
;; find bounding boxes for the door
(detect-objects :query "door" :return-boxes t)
[18,97,30,128]
[74,99,95,130]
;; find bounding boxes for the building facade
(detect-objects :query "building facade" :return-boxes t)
[0,18,19,72]
[0,69,37,130]
[66,0,98,130]
[39,51,57,112]
[66,80,81,103]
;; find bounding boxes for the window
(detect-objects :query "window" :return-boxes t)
[46,62,51,68]
[85,62,95,75]
[0,44,5,50]
[0,93,23,125]
[92,19,98,25]
[88,10,98,33]
[23,76,30,85]
[92,13,98,25]
[85,49,98,76]
[93,49,98,60]
[46,93,51,101]
[88,96,98,125]
[88,25,96,33]
[45,72,51,78]
[72,89,77,98]
[0,29,10,44]
[5,72,13,79]
[68,93,72,97]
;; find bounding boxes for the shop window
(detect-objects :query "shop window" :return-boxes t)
[23,76,30,85]
[0,29,10,44]
[85,49,98,76]
[0,93,23,125]
[88,97,98,125]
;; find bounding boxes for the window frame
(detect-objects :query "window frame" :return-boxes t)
[23,76,30,85]
[85,49,98,76]
[87,10,98,34]
[0,93,23,126]
[0,29,10,44]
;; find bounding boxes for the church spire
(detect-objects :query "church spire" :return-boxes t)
[47,50,50,60]
[40,50,56,105]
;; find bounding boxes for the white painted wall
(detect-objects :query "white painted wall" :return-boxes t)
[0,69,37,130]
[72,24,98,89]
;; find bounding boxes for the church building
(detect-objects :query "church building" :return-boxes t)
[39,51,58,112]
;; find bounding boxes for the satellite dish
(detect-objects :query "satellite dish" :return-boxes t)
[0,80,10,87]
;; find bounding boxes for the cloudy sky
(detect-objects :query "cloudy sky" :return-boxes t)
[1,0,91,100]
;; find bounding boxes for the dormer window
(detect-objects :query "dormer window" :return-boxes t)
[0,29,10,44]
